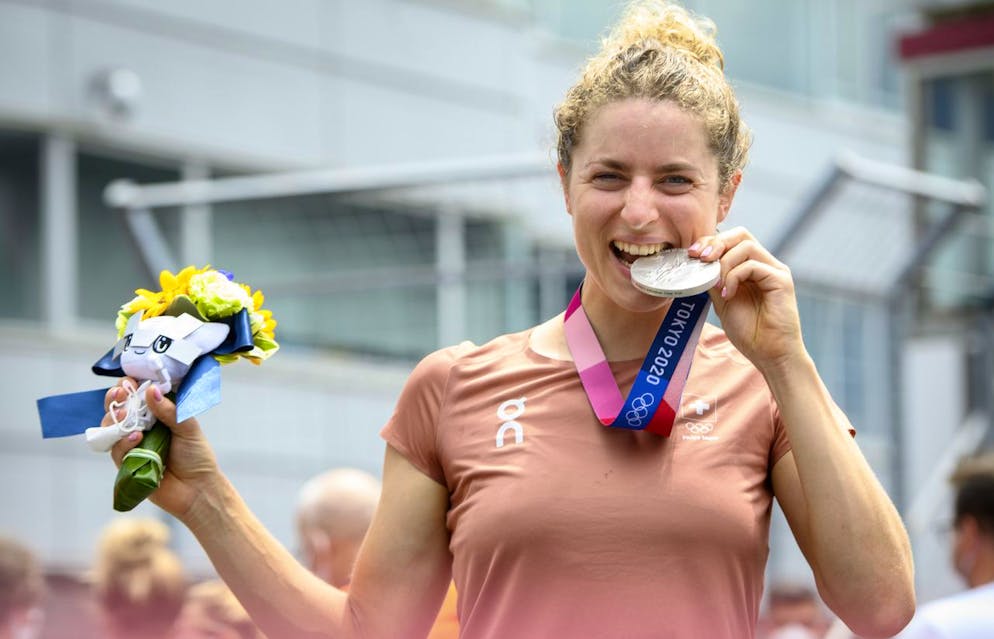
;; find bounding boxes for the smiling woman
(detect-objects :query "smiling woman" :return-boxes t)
[96,2,915,638]
[556,98,739,324]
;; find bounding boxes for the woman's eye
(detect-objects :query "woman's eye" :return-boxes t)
[659,175,694,192]
[592,172,622,183]
[152,335,173,353]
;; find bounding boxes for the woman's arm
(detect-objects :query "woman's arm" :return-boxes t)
[348,445,454,639]
[768,361,915,638]
[690,227,915,637]
[108,383,451,639]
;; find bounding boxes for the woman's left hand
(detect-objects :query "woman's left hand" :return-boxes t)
[689,226,804,374]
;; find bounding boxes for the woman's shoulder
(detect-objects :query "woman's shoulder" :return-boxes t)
[416,329,534,378]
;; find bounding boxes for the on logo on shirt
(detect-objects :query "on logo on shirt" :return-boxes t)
[496,397,526,448]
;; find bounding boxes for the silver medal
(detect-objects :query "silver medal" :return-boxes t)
[630,248,720,298]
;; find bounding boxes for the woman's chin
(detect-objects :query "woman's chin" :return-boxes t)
[613,281,672,313]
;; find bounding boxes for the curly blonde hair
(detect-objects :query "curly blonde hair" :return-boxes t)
[554,0,751,188]
[93,517,186,637]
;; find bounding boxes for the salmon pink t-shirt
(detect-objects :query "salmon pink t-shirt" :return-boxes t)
[382,323,828,639]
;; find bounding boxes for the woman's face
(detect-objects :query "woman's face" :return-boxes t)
[560,98,738,312]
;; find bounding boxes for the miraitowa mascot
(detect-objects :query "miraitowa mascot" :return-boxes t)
[37,295,256,511]
[85,304,229,451]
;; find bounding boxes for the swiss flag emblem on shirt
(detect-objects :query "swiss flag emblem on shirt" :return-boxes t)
[681,394,717,436]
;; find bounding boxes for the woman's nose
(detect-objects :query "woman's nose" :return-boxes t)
[620,179,658,229]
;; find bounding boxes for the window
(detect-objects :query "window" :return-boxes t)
[0,132,40,321]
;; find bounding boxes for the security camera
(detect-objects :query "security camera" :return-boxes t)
[90,67,143,120]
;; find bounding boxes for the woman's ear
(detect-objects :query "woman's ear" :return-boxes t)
[717,170,742,224]
[557,163,572,216]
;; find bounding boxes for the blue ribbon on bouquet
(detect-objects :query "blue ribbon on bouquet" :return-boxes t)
[37,308,254,439]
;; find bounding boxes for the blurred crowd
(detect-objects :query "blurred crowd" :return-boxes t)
[1,466,457,639]
[4,452,993,639]
[0,517,262,639]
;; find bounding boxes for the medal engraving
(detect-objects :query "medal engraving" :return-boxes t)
[630,248,720,298]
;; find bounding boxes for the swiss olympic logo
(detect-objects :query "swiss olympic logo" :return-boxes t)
[681,394,718,440]
[625,393,655,428]
[685,423,714,435]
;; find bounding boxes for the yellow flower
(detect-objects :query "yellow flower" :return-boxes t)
[115,265,212,337]
[115,290,168,337]
[113,264,278,364]
[159,265,204,300]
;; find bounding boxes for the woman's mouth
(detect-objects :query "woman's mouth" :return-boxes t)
[611,240,672,266]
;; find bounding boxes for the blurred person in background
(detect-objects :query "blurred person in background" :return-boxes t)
[98,0,915,636]
[894,452,994,639]
[295,468,382,590]
[757,582,830,639]
[296,467,459,638]
[172,579,263,639]
[92,517,186,639]
[0,536,45,639]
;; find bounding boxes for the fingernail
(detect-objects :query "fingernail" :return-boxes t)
[721,286,728,298]
[701,246,713,258]
[128,432,141,442]
[688,242,701,252]
[122,379,135,392]
[152,387,163,402]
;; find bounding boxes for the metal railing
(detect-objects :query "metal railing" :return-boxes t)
[102,152,563,348]
[772,151,988,511]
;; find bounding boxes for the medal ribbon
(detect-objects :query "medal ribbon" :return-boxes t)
[563,284,710,436]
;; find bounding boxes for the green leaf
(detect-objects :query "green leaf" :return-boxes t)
[112,422,171,512]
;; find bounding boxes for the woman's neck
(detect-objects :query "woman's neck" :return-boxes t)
[530,282,674,362]
[580,286,671,361]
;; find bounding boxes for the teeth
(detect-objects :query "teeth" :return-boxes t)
[612,241,667,256]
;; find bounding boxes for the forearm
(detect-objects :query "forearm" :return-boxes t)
[764,353,914,633]
[183,474,356,639]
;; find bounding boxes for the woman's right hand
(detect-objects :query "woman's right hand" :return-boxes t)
[103,378,222,519]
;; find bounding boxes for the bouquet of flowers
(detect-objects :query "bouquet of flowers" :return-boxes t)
[37,266,278,511]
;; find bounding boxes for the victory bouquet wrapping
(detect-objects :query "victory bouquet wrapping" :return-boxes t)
[37,266,278,511]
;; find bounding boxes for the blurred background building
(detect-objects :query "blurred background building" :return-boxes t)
[0,0,991,633]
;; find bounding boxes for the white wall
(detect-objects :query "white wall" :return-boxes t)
[0,0,531,167]
[903,334,972,603]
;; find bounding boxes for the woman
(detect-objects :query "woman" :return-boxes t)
[102,1,915,637]
[92,517,186,639]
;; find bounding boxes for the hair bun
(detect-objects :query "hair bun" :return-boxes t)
[604,1,723,70]
[554,0,750,185]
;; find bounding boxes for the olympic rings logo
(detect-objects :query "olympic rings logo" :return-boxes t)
[685,423,714,435]
[625,393,655,428]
